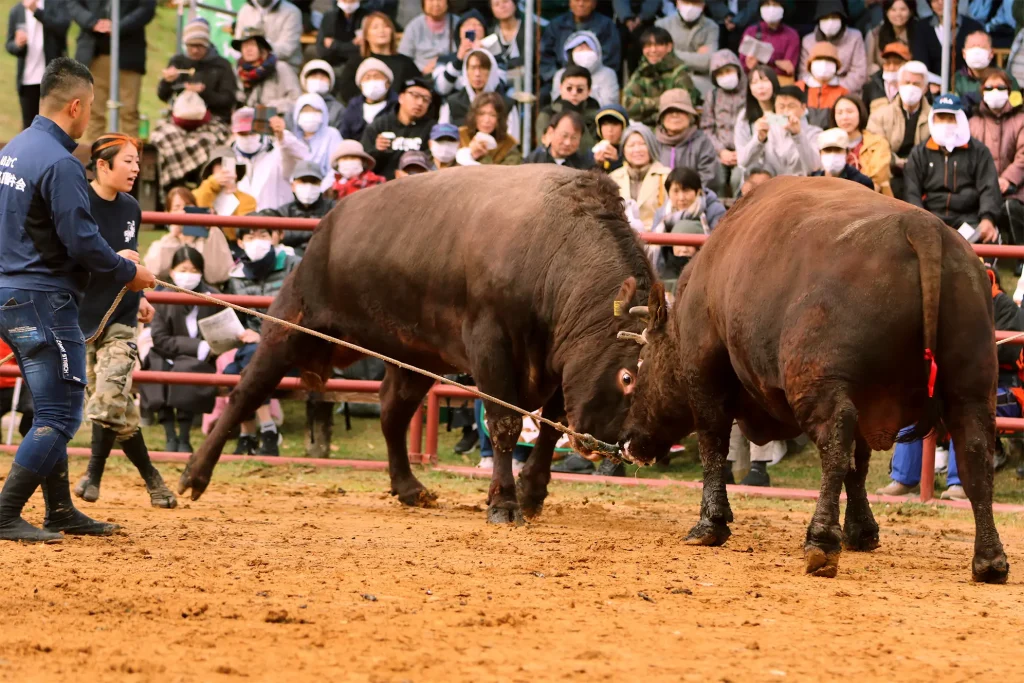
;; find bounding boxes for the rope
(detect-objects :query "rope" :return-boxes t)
[997,331,1024,346]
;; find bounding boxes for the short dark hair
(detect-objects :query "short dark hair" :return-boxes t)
[747,166,774,178]
[551,109,584,135]
[776,84,806,104]
[640,26,673,46]
[171,246,205,276]
[665,166,702,192]
[466,50,491,71]
[237,226,278,240]
[40,57,94,104]
[562,64,592,89]
[831,94,868,132]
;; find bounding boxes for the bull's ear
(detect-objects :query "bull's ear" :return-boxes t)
[649,282,668,332]
[613,276,637,317]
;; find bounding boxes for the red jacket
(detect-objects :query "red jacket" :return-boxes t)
[331,171,386,199]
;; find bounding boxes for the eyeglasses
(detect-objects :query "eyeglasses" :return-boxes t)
[404,90,432,103]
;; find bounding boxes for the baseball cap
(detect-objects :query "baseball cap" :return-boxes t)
[430,123,459,141]
[932,93,964,114]
[881,42,911,61]
[290,160,324,182]
[400,76,433,94]
[398,150,433,171]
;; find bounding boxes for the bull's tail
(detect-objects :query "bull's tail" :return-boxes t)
[896,221,944,443]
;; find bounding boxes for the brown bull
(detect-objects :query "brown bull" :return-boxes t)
[618,176,1009,584]
[177,166,654,523]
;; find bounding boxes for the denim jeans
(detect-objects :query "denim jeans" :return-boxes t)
[475,399,530,462]
[0,288,87,475]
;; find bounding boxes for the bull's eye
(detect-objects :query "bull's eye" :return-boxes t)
[620,371,634,386]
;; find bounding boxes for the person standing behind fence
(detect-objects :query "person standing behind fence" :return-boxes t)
[68,0,155,141]
[72,133,177,510]
[6,0,69,131]
[0,58,154,543]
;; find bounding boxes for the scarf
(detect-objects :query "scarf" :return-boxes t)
[627,163,650,201]
[656,125,693,148]
[679,193,706,221]
[242,247,278,281]
[238,52,278,89]
[172,111,211,131]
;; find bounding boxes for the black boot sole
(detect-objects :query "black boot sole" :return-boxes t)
[0,520,63,543]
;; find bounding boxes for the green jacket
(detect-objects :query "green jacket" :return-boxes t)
[623,53,700,128]
[535,97,602,154]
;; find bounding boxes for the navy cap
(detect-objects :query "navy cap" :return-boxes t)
[430,123,459,140]
[932,93,964,114]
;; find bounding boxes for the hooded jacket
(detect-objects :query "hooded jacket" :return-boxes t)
[539,9,621,87]
[798,0,867,96]
[700,49,746,153]
[551,31,620,108]
[609,124,671,233]
[654,8,719,91]
[969,100,1024,203]
[157,44,237,122]
[623,50,699,128]
[439,48,520,137]
[234,131,311,211]
[294,60,345,128]
[289,93,344,181]
[234,0,303,68]
[433,11,497,97]
[68,0,154,73]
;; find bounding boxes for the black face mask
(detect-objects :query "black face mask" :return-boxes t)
[242,247,276,281]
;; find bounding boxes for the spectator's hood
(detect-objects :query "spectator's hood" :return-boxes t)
[248,0,283,11]
[462,48,503,95]
[709,48,745,90]
[619,122,660,162]
[562,30,603,70]
[290,93,331,135]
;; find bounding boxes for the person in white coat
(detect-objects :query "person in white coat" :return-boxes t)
[551,31,620,108]
[230,106,311,211]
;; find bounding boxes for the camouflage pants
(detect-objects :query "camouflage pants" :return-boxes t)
[85,322,140,442]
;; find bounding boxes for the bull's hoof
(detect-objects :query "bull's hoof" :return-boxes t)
[487,502,525,526]
[177,465,209,501]
[684,520,731,546]
[516,479,548,520]
[804,546,841,578]
[393,482,437,508]
[842,521,880,552]
[972,552,1010,584]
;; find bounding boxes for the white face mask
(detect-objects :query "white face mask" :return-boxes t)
[170,270,202,291]
[759,4,784,24]
[243,238,273,262]
[235,134,263,155]
[930,121,958,149]
[297,111,323,133]
[306,78,331,94]
[964,47,991,70]
[335,158,365,179]
[338,0,360,12]
[818,17,842,37]
[983,87,1009,111]
[294,182,321,205]
[361,79,389,102]
[810,60,837,82]
[573,49,600,71]
[898,83,923,106]
[430,140,458,163]
[820,152,846,174]
[676,1,704,22]
[715,71,739,91]
[882,70,899,83]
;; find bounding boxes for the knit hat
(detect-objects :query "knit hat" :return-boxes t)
[816,127,849,151]
[232,24,273,53]
[329,139,376,170]
[232,107,255,133]
[290,160,325,182]
[172,90,208,121]
[355,57,395,85]
[881,42,911,61]
[670,218,704,235]
[814,0,846,21]
[658,88,697,119]
[807,41,842,69]
[301,59,336,90]
[932,93,965,114]
[183,18,210,46]
[595,103,628,128]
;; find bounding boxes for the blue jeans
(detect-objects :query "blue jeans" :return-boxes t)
[475,399,530,462]
[0,288,87,475]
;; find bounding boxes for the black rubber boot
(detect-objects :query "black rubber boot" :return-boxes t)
[161,413,179,453]
[42,459,120,536]
[258,427,280,457]
[235,434,259,455]
[73,423,117,503]
[596,457,625,477]
[0,463,63,543]
[177,416,194,453]
[552,453,596,474]
[740,461,771,487]
[453,426,479,454]
[121,430,177,509]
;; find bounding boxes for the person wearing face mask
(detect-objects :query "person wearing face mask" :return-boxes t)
[539,0,621,99]
[796,41,849,129]
[233,0,303,69]
[809,127,874,188]
[149,90,234,190]
[740,0,800,83]
[955,30,1019,115]
[623,26,699,127]
[339,58,397,141]
[257,161,336,255]
[316,0,370,67]
[288,93,344,184]
[535,65,601,153]
[655,0,719,95]
[905,93,1001,242]
[700,48,745,195]
[296,60,344,130]
[867,59,931,199]
[912,0,984,77]
[142,247,222,455]
[231,107,311,211]
[798,0,866,97]
[456,93,522,165]
[551,31,621,108]
[223,228,303,457]
[862,41,911,113]
[329,138,385,197]
[194,147,259,240]
[427,122,460,168]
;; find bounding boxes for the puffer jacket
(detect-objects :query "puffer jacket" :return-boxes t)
[623,51,699,127]
[551,31,621,108]
[157,46,237,122]
[257,195,336,254]
[969,102,1024,203]
[854,129,893,196]
[225,249,302,334]
[798,23,867,96]
[904,137,1003,228]
[699,49,746,153]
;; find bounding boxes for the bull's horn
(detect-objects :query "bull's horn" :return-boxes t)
[617,331,647,345]
[629,306,649,317]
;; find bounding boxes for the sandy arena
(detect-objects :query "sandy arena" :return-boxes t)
[1,456,1022,682]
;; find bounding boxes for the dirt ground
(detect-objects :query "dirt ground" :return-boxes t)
[1,457,1023,683]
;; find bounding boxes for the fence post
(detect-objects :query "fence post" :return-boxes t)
[920,432,937,502]
[408,405,423,463]
[424,389,440,465]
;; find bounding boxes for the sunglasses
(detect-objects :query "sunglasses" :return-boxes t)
[983,86,1008,92]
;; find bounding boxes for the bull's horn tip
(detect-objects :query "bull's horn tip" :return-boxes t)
[629,306,650,317]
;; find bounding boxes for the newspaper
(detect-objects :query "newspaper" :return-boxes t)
[197,307,245,355]
[738,35,774,64]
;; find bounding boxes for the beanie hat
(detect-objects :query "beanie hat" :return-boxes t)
[301,59,337,90]
[355,57,395,85]
[183,18,210,46]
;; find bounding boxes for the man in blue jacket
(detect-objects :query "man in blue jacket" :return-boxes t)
[0,57,155,543]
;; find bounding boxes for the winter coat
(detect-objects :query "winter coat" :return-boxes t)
[523,145,595,169]
[851,128,894,196]
[68,0,154,73]
[225,249,302,334]
[142,228,235,285]
[539,11,620,86]
[740,20,800,81]
[235,131,311,211]
[338,93,396,141]
[866,95,931,164]
[336,52,419,104]
[810,164,874,189]
[550,31,620,108]
[905,137,1003,229]
[797,79,848,130]
[316,5,371,67]
[700,49,745,153]
[861,70,893,114]
[234,0,303,68]
[193,180,258,231]
[157,47,237,122]
[535,97,602,154]
[954,68,1021,116]
[5,1,68,93]
[735,108,822,178]
[654,13,719,93]
[910,13,984,76]
[288,93,344,181]
[623,52,699,127]
[437,49,520,137]
[257,195,336,254]
[969,102,1024,203]
[610,161,671,230]
[236,59,302,114]
[798,26,867,96]
[658,126,721,188]
[457,126,522,165]
[360,111,436,179]
[398,13,457,72]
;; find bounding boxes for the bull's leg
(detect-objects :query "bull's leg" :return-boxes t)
[379,367,437,507]
[946,403,1009,584]
[842,436,880,551]
[484,404,524,525]
[685,424,734,546]
[803,397,857,578]
[517,393,564,519]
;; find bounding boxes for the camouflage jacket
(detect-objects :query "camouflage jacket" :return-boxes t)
[623,53,701,128]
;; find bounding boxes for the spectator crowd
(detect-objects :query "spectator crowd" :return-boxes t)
[7,0,1024,486]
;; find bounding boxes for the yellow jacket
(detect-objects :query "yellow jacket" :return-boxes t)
[193,176,258,241]
[857,129,893,197]
[609,162,671,230]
